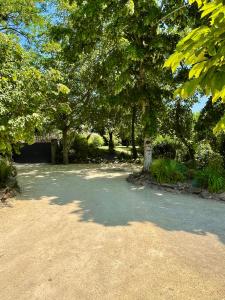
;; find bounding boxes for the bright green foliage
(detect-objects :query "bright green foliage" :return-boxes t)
[70,134,89,161]
[162,100,196,160]
[150,159,187,183]
[88,134,104,148]
[0,0,43,24]
[194,141,224,168]
[55,0,181,139]
[0,34,41,154]
[195,152,225,192]
[164,0,225,132]
[0,0,49,155]
[196,167,225,193]
[0,0,45,39]
[0,32,67,155]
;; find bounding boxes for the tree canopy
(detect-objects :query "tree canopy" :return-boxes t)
[0,0,224,171]
[165,0,225,132]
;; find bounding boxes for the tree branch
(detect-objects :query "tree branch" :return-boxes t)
[0,26,30,42]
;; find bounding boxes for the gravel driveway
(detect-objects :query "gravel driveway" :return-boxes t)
[1,164,225,300]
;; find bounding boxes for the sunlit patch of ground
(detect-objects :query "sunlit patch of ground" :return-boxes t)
[0,164,225,300]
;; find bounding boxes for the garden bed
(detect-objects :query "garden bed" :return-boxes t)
[127,172,225,202]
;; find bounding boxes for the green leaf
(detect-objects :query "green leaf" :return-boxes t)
[189,61,206,79]
[57,83,70,94]
[214,114,225,134]
[175,79,199,98]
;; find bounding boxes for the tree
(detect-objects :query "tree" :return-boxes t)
[0,0,45,39]
[0,34,41,155]
[195,97,225,162]
[164,0,225,133]
[38,59,93,164]
[55,0,186,171]
[0,0,48,156]
[163,99,196,160]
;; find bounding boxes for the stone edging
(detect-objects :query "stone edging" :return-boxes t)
[127,172,225,202]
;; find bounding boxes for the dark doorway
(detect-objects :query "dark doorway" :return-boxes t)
[13,143,51,163]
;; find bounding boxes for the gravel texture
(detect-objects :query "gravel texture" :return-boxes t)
[1,164,225,300]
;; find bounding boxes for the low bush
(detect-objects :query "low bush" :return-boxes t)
[0,158,16,187]
[150,159,187,184]
[70,134,89,160]
[88,133,104,148]
[153,136,177,159]
[153,141,176,159]
[195,142,224,169]
[195,167,225,193]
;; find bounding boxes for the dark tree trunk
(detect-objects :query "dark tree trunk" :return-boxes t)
[99,129,108,146]
[102,135,108,146]
[51,139,58,164]
[62,128,69,164]
[131,106,138,159]
[108,131,114,154]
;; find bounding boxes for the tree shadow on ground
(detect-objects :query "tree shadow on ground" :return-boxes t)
[16,164,225,245]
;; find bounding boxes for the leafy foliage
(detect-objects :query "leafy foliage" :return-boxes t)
[153,136,177,159]
[196,167,225,193]
[88,134,104,148]
[165,0,225,133]
[195,142,224,169]
[150,159,187,183]
[0,158,15,187]
[70,134,89,161]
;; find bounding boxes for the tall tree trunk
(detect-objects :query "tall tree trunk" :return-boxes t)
[142,102,155,172]
[143,136,153,172]
[108,131,114,154]
[131,106,137,159]
[51,139,58,164]
[62,128,69,164]
[101,135,108,146]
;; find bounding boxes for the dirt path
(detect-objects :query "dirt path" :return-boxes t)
[1,164,225,300]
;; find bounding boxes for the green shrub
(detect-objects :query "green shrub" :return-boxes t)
[153,141,176,159]
[150,159,187,184]
[195,166,225,193]
[153,136,177,159]
[103,134,121,147]
[70,134,89,160]
[88,133,104,148]
[195,143,223,169]
[0,158,15,187]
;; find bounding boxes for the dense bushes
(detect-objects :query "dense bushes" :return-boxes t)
[150,155,225,194]
[192,143,225,192]
[195,155,225,193]
[195,167,225,193]
[88,133,104,148]
[69,133,128,162]
[153,136,177,159]
[150,159,187,184]
[0,158,17,188]
[194,142,224,168]
[70,134,89,161]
